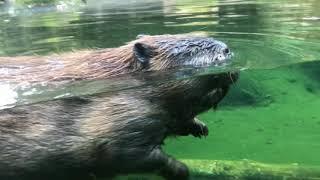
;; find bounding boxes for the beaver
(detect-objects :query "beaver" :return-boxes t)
[0,34,238,180]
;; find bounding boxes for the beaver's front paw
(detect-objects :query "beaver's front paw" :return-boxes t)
[190,118,208,138]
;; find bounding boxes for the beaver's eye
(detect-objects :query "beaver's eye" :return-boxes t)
[223,48,230,54]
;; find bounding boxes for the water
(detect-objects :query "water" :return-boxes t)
[0,0,320,179]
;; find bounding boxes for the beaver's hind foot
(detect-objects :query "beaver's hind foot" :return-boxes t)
[159,159,189,180]
[149,148,189,180]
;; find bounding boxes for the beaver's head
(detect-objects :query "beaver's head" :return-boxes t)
[131,34,233,70]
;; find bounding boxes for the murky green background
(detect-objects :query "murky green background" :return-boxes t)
[1,0,320,178]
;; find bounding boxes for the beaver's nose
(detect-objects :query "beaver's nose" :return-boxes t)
[223,48,230,55]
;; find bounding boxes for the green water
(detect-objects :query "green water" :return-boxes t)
[166,62,320,166]
[1,0,320,178]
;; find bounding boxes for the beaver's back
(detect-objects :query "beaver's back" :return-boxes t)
[0,47,135,84]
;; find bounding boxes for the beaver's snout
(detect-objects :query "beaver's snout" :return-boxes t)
[224,48,230,54]
[214,46,233,66]
[222,47,233,59]
[157,36,233,68]
[178,38,233,67]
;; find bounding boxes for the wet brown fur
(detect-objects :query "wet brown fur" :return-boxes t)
[0,34,238,180]
[0,35,187,84]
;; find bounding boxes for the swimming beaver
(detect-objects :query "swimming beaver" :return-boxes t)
[0,34,238,180]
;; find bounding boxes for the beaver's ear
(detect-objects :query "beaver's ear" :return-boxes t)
[133,42,153,65]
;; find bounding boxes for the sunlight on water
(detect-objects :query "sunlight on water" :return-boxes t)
[0,83,18,108]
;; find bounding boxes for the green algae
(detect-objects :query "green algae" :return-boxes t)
[116,159,320,180]
[184,159,320,180]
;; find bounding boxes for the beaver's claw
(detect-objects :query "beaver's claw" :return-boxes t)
[190,118,209,138]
